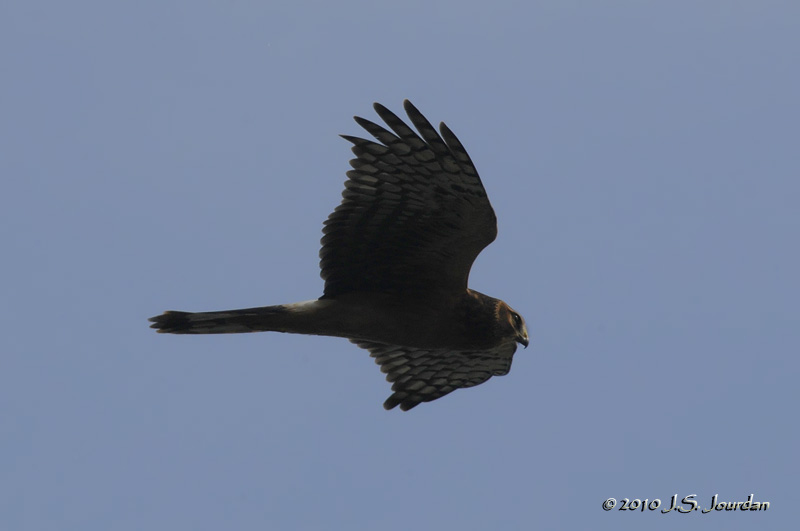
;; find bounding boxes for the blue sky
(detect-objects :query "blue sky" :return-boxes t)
[2,1,797,529]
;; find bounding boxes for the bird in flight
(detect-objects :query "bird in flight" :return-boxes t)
[149,100,529,411]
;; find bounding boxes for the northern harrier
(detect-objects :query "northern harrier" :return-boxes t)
[150,100,529,411]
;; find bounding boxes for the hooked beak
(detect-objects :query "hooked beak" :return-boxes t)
[518,331,529,349]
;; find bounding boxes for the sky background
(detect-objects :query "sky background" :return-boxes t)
[2,1,798,530]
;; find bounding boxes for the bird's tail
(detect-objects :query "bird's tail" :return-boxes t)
[148,305,294,334]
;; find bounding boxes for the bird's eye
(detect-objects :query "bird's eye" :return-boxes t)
[511,312,521,327]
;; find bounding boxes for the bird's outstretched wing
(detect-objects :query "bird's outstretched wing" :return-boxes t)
[351,339,517,411]
[320,100,498,299]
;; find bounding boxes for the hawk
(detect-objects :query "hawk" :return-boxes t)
[150,100,529,411]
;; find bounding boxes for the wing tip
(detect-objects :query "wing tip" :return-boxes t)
[148,310,192,334]
[383,394,421,411]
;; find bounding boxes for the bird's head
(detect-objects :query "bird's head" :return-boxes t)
[496,301,529,348]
